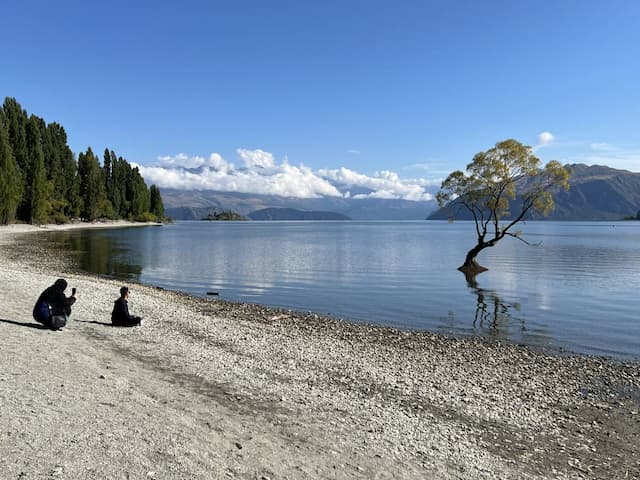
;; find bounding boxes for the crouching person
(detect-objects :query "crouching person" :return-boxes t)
[112,286,142,327]
[33,278,77,330]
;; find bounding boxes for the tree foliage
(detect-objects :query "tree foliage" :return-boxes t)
[0,97,165,225]
[78,147,108,221]
[437,139,569,274]
[149,184,165,219]
[0,112,22,224]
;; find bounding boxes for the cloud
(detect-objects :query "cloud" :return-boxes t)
[237,148,275,169]
[537,139,640,172]
[159,153,233,171]
[537,131,555,147]
[136,148,436,201]
[318,166,435,201]
[577,143,640,171]
[347,149,361,155]
[403,161,453,177]
[589,142,616,152]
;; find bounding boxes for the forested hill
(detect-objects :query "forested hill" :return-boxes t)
[428,164,640,221]
[0,97,164,225]
[248,208,351,221]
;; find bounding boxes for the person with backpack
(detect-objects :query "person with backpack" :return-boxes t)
[33,279,77,330]
[111,286,142,327]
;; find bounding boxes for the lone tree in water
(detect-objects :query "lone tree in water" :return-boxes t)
[436,139,569,275]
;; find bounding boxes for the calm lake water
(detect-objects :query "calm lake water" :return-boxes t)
[45,221,640,360]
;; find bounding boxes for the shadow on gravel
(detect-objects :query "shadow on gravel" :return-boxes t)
[0,318,47,330]
[76,320,116,327]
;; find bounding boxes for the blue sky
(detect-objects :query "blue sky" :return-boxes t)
[2,1,639,199]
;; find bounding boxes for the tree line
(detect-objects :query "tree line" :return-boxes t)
[0,97,164,225]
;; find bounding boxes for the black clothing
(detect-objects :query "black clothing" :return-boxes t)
[111,297,141,326]
[33,280,76,330]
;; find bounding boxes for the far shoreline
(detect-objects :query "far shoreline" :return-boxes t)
[0,219,163,235]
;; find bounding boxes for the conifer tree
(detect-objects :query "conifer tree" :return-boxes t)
[1,97,159,224]
[127,167,150,219]
[149,184,165,220]
[2,98,29,221]
[111,153,128,217]
[0,114,23,224]
[38,119,74,222]
[26,115,50,224]
[77,147,108,220]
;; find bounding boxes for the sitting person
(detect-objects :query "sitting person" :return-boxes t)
[33,278,77,330]
[111,286,142,327]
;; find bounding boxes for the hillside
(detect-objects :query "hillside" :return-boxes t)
[428,164,640,221]
[162,189,436,220]
[248,208,350,221]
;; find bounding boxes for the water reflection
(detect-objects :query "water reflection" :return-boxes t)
[48,231,142,279]
[34,221,640,360]
[463,271,526,335]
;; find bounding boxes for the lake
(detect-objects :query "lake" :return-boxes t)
[45,221,640,360]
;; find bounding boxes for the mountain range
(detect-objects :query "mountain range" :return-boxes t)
[428,164,640,221]
[163,189,436,220]
[162,164,640,221]
[248,208,350,221]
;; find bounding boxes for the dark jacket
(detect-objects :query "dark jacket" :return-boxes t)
[111,297,140,326]
[33,280,76,319]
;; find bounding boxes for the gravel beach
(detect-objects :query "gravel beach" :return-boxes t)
[0,223,638,480]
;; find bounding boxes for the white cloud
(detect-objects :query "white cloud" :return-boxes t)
[318,166,435,201]
[537,131,554,146]
[158,152,233,171]
[589,142,615,152]
[136,148,436,201]
[540,140,640,172]
[578,143,640,171]
[237,148,275,169]
[347,149,361,155]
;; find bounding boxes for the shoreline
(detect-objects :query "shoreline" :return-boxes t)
[0,223,638,479]
[14,220,633,364]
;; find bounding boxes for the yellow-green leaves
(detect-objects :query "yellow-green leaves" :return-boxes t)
[438,138,569,223]
[439,139,570,273]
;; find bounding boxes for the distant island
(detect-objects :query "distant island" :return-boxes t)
[201,211,247,221]
[248,208,351,221]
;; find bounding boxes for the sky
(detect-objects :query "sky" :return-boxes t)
[1,0,639,200]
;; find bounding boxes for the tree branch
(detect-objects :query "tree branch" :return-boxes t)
[504,232,541,246]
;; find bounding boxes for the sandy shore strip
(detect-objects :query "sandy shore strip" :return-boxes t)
[0,223,638,479]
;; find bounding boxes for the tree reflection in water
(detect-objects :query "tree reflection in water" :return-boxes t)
[50,230,142,280]
[464,272,522,334]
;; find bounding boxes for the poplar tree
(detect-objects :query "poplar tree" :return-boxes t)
[1,97,159,224]
[26,116,50,224]
[127,166,150,219]
[2,98,29,221]
[41,120,77,221]
[77,147,108,220]
[0,114,22,224]
[149,184,165,220]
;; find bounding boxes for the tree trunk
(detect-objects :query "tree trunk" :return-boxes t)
[458,243,489,275]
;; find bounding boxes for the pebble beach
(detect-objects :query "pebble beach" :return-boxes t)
[0,223,638,479]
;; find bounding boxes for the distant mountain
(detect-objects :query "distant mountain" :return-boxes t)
[248,208,350,221]
[428,164,640,221]
[162,188,436,220]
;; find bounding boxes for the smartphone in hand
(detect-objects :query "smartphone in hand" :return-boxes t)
[72,287,77,296]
